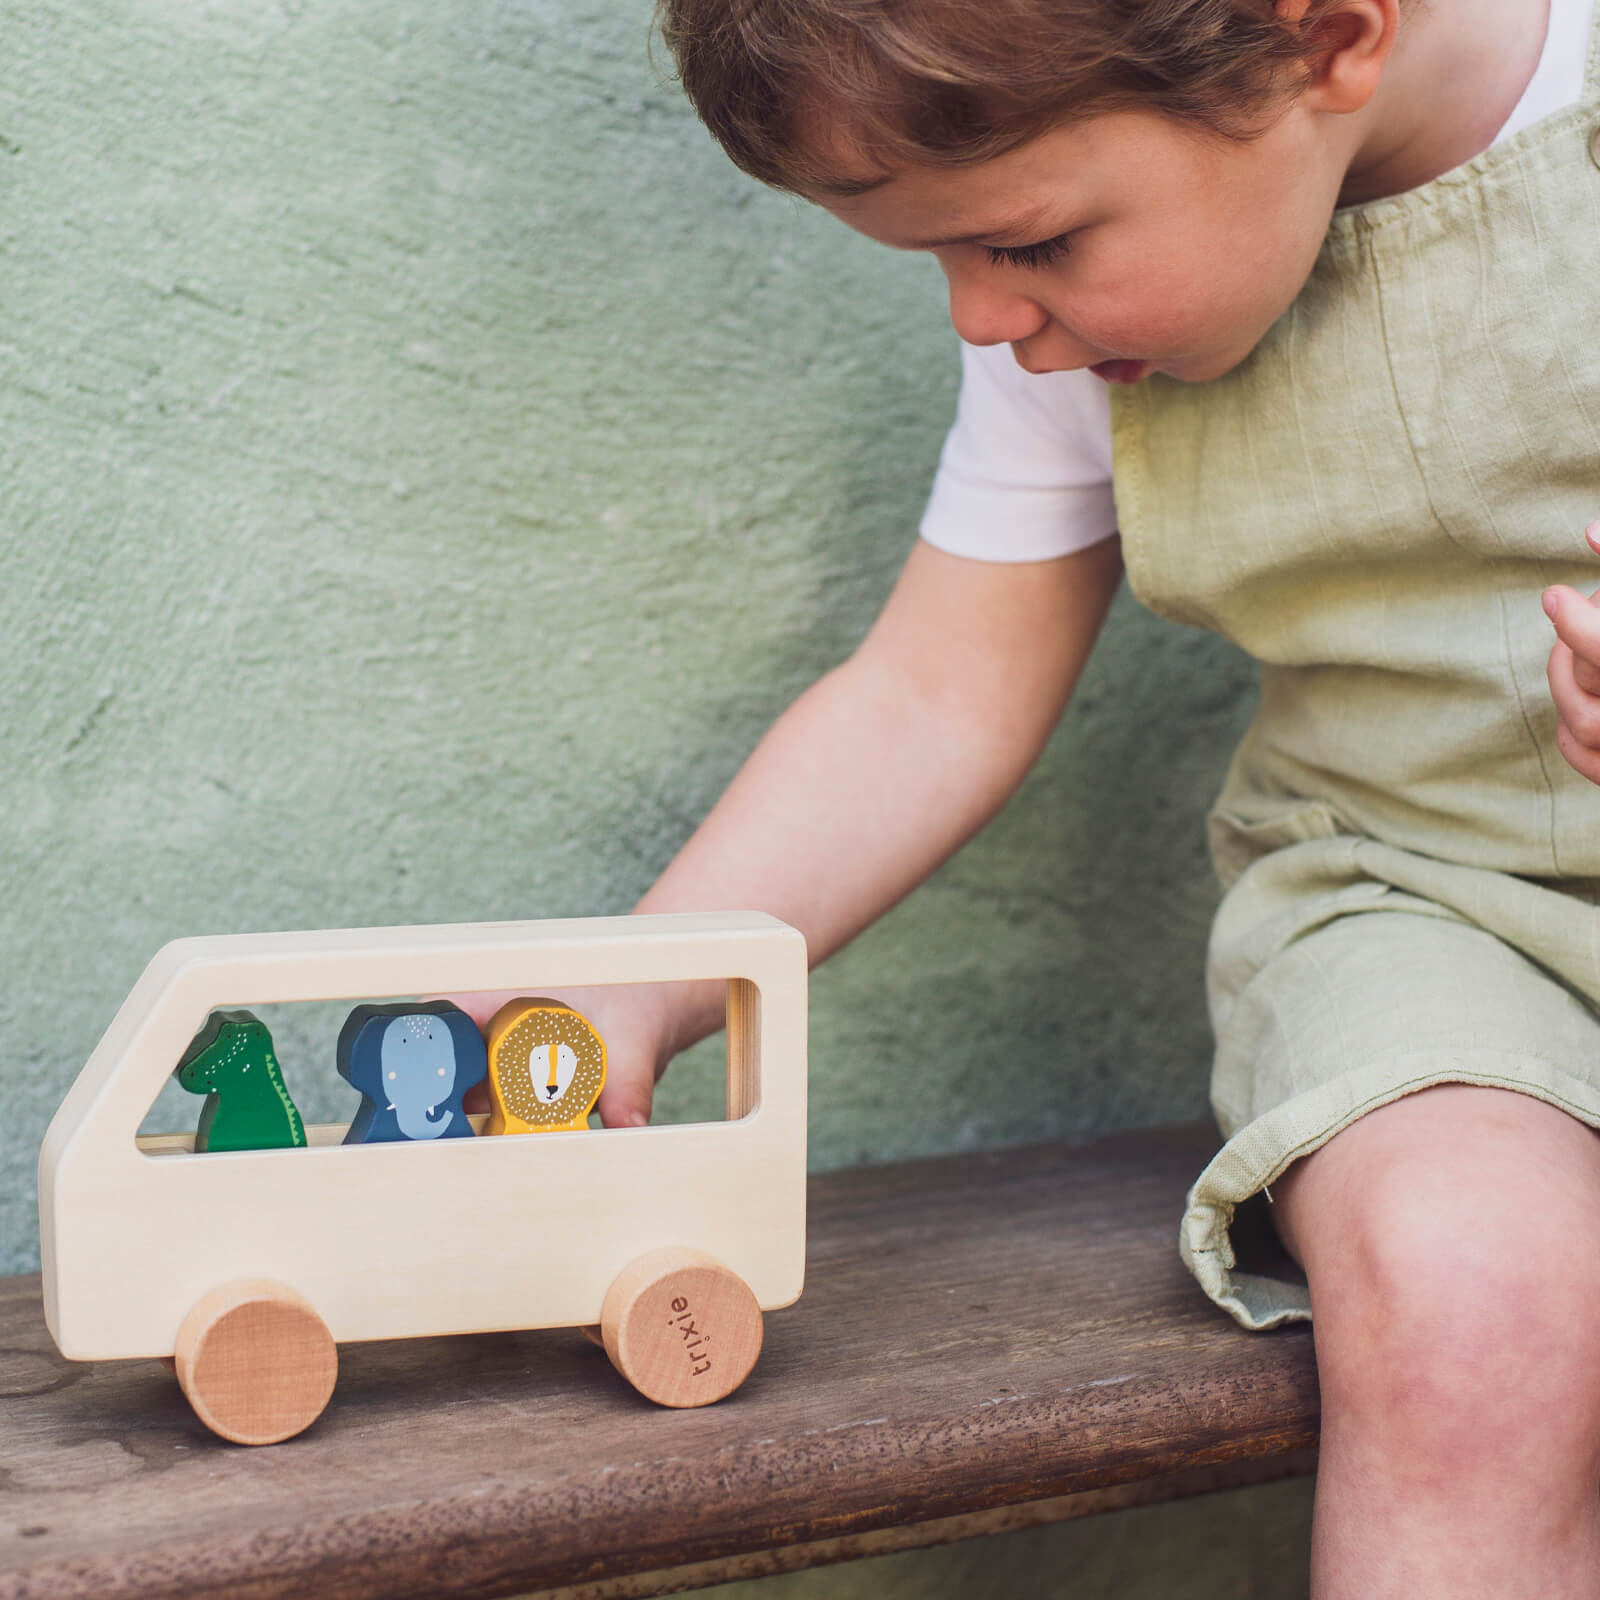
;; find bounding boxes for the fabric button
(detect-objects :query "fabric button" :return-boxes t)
[1590,122,1600,171]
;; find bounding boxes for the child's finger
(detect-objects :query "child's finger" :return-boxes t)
[1543,585,1600,696]
[1550,631,1600,785]
[1547,638,1600,750]
[1555,710,1600,787]
[425,989,527,1029]
[428,983,670,1131]
[453,1015,652,1124]
[595,1066,653,1129]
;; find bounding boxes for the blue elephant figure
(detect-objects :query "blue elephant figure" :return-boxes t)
[337,1001,487,1144]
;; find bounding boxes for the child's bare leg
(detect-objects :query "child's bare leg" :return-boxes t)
[1273,1084,1600,1599]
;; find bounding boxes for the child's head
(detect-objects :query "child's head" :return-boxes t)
[659,0,1362,197]
[659,0,1401,385]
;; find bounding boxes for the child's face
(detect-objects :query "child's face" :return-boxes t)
[819,105,1354,385]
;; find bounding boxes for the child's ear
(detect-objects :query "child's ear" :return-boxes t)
[1278,0,1399,116]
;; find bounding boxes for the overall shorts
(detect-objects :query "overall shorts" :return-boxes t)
[1111,19,1600,1329]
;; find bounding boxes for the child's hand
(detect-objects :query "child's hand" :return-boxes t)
[1544,523,1600,786]
[438,984,675,1129]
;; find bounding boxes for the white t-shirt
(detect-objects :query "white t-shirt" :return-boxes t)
[919,0,1594,562]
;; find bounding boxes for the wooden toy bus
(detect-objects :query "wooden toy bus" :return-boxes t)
[38,913,807,1444]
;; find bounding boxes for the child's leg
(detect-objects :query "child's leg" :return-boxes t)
[1275,1084,1600,1599]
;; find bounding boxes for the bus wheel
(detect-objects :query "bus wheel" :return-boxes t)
[600,1247,763,1407]
[174,1279,338,1445]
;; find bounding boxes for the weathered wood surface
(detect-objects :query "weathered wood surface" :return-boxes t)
[0,1124,1318,1600]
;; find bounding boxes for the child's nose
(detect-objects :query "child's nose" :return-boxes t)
[940,257,1051,349]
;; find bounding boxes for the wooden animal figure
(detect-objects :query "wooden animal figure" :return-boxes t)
[175,1010,307,1153]
[336,1001,486,1144]
[486,998,606,1134]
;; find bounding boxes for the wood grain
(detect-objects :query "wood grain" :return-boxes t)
[601,1248,763,1407]
[173,1281,338,1446]
[516,1452,1322,1600]
[0,1124,1318,1600]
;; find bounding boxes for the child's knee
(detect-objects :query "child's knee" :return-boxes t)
[1290,1096,1600,1471]
[1325,1241,1600,1495]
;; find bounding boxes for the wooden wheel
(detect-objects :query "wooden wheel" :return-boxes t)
[601,1247,762,1407]
[174,1279,337,1445]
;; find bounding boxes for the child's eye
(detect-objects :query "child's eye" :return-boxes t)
[985,233,1074,271]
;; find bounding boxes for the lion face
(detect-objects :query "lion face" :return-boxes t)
[486,999,607,1134]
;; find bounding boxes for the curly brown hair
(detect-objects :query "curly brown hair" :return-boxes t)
[657,0,1358,195]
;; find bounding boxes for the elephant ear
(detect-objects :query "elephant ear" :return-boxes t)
[437,1004,489,1091]
[336,1005,390,1102]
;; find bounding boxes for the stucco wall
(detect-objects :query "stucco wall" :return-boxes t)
[710,1477,1315,1600]
[2,3,1284,1593]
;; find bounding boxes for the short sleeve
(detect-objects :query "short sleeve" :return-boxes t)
[919,339,1118,563]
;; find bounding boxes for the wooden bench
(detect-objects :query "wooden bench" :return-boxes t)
[0,1122,1318,1600]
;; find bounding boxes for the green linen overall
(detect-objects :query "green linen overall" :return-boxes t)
[1110,23,1600,1329]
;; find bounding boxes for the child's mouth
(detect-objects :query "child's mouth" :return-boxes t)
[1089,359,1152,384]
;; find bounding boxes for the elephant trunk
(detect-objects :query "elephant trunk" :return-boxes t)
[393,1099,450,1140]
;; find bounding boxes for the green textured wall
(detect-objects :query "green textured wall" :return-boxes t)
[710,1479,1315,1600]
[1,2,1291,1593]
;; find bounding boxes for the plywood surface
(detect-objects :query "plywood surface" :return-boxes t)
[0,1124,1318,1600]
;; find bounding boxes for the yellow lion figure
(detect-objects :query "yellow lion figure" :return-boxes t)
[485,998,607,1134]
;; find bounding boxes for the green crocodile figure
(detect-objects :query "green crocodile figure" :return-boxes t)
[175,1010,307,1153]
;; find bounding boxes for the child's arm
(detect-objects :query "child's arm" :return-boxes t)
[1543,522,1600,785]
[585,532,1125,1126]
